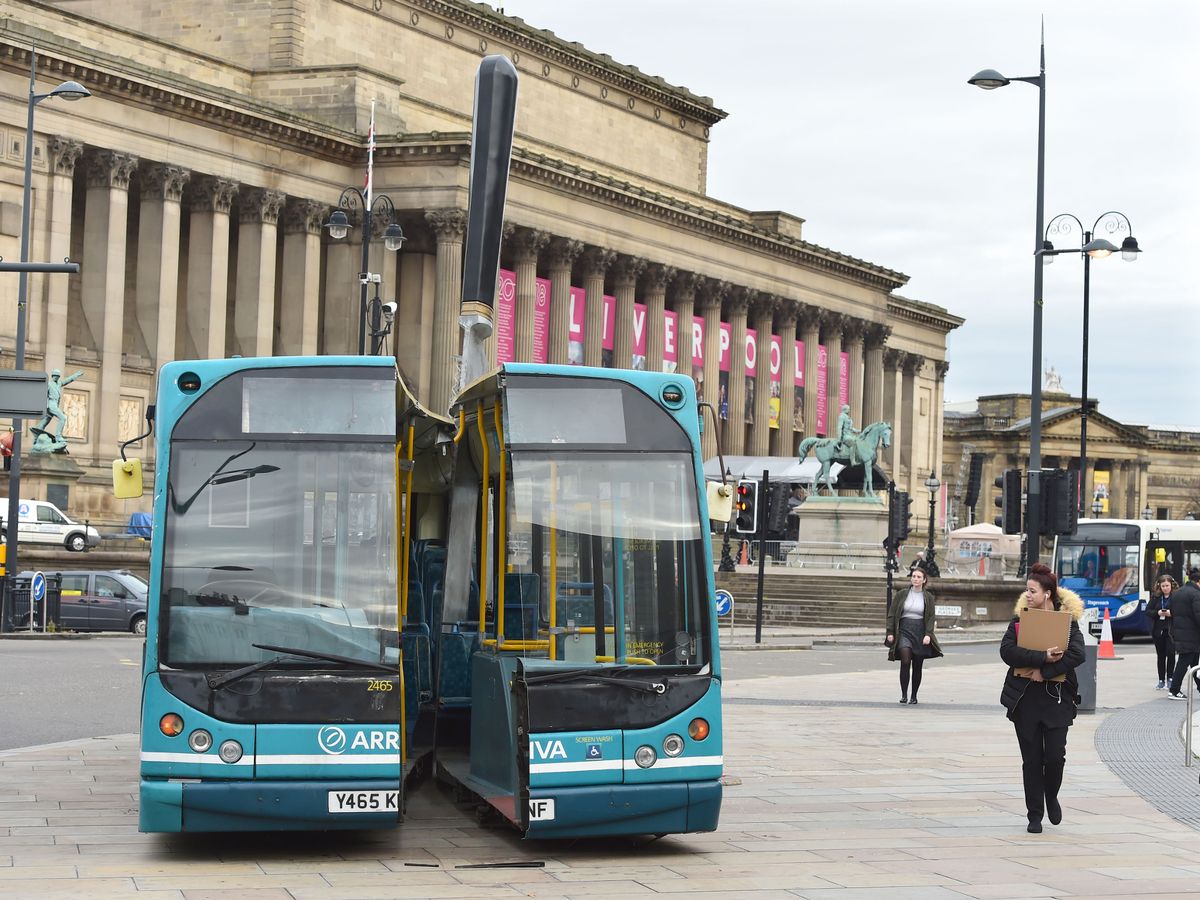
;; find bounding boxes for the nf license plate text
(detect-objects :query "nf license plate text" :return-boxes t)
[327,791,399,813]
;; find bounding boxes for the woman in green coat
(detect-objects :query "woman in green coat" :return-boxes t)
[885,565,944,704]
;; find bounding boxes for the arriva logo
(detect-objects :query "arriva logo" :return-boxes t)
[318,725,347,755]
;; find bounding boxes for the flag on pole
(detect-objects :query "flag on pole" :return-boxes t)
[364,99,376,212]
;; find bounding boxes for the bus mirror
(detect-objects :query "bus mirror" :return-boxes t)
[113,457,145,499]
[707,481,734,524]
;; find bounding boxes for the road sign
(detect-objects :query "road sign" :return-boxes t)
[0,371,48,418]
[31,571,46,604]
[714,589,734,617]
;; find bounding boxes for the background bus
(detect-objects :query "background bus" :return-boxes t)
[1053,518,1200,640]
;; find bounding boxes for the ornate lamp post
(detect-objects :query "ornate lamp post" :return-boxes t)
[969,37,1047,563]
[2,50,90,632]
[1040,211,1140,515]
[922,471,941,578]
[1091,498,1104,518]
[324,189,405,355]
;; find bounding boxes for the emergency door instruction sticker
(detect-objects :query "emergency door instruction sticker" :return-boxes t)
[528,797,556,821]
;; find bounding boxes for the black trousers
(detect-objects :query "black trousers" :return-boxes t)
[1152,628,1175,682]
[1169,650,1200,694]
[1012,688,1070,822]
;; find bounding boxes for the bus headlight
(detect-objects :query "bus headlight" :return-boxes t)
[688,718,710,741]
[634,745,657,768]
[218,740,243,764]
[159,713,184,737]
[188,730,213,753]
[1116,600,1140,619]
[662,734,685,757]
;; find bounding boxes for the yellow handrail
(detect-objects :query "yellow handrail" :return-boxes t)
[481,638,550,651]
[452,406,466,443]
[549,460,557,661]
[394,440,407,765]
[595,655,656,666]
[476,402,488,634]
[493,400,507,644]
[401,422,415,619]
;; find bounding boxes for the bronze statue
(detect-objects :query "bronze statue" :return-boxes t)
[29,369,84,454]
[798,408,892,496]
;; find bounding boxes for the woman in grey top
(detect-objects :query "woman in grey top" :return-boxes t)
[885,565,944,703]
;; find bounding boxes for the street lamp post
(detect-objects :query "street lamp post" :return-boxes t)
[1041,211,1140,516]
[2,49,90,632]
[324,189,405,355]
[923,471,941,578]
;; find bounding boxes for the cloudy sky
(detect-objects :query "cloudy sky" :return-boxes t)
[500,0,1199,427]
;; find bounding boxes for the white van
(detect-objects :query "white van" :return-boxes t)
[0,498,101,552]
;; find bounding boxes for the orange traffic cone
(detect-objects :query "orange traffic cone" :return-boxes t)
[1098,607,1122,660]
[738,541,750,567]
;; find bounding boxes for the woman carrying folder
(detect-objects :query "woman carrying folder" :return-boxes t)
[999,562,1085,833]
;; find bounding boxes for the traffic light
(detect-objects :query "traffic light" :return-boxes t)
[889,491,912,543]
[766,482,790,535]
[993,469,1022,534]
[734,479,758,534]
[1041,469,1079,536]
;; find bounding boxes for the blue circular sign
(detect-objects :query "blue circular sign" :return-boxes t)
[714,589,734,617]
[31,571,46,603]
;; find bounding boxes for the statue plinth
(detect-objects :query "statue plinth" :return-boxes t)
[19,451,87,509]
[788,495,889,570]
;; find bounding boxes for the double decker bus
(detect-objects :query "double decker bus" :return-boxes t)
[1053,518,1200,640]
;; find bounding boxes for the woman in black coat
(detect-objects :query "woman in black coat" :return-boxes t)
[885,566,943,704]
[1148,575,1177,690]
[999,562,1085,833]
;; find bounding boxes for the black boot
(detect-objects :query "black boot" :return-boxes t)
[1046,795,1062,825]
[1027,818,1042,833]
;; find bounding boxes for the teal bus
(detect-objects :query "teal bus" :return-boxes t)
[130,355,725,837]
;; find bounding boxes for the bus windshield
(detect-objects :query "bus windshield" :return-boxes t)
[505,452,708,667]
[160,440,398,668]
[1056,537,1140,596]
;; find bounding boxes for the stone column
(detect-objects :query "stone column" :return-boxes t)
[41,138,83,376]
[425,208,467,413]
[1109,461,1127,519]
[642,264,674,373]
[1137,461,1150,518]
[862,324,890,425]
[82,149,138,456]
[697,279,727,460]
[748,296,776,456]
[279,199,326,356]
[580,247,614,367]
[823,313,846,428]
[933,361,949,502]
[611,255,646,370]
[800,306,822,437]
[510,228,549,363]
[545,238,582,366]
[186,175,238,359]
[900,353,925,485]
[135,164,189,375]
[844,319,866,425]
[322,217,356,355]
[774,303,798,457]
[724,288,751,454]
[883,348,904,471]
[233,188,285,358]
[669,272,699,365]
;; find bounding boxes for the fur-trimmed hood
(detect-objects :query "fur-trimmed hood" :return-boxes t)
[1012,586,1085,621]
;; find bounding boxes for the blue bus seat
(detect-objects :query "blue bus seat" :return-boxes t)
[406,580,428,634]
[558,581,614,627]
[438,626,477,707]
[502,573,540,642]
[402,630,432,712]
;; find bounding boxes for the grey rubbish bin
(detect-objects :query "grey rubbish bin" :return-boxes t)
[1076,643,1098,712]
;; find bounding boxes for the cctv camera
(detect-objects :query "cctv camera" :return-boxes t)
[381,301,398,322]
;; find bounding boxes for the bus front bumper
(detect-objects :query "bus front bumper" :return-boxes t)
[140,778,402,833]
[525,779,721,839]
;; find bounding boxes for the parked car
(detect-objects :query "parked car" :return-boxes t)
[15,569,148,635]
[0,498,101,551]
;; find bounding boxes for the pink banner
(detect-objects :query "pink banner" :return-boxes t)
[744,328,757,378]
[568,286,586,365]
[632,302,648,360]
[663,309,679,372]
[533,277,550,364]
[839,350,850,408]
[719,322,732,372]
[602,295,616,351]
[794,340,805,431]
[816,344,828,435]
[691,316,704,368]
[768,334,782,429]
[769,335,782,384]
[496,269,516,364]
[795,341,805,388]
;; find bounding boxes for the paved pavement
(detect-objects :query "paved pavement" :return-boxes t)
[2,632,1198,899]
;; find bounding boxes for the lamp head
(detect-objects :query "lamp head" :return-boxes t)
[1041,239,1054,265]
[324,208,350,240]
[383,222,406,252]
[48,80,90,102]
[1120,235,1141,261]
[1083,238,1119,259]
[924,471,940,492]
[968,69,1010,90]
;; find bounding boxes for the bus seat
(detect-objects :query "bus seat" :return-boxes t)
[502,572,540,642]
[438,626,477,707]
[406,580,427,633]
[558,581,615,627]
[402,630,432,711]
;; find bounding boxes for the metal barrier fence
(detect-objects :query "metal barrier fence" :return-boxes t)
[718,537,1024,577]
[1,574,63,632]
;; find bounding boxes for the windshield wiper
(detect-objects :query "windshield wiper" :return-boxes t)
[207,643,394,690]
[524,666,666,694]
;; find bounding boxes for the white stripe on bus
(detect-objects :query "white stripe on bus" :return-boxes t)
[528,759,623,774]
[140,752,252,766]
[141,752,400,766]
[622,755,723,770]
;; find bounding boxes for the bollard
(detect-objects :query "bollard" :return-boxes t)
[1075,643,1098,712]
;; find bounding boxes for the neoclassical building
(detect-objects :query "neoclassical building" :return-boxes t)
[943,390,1200,527]
[0,0,960,525]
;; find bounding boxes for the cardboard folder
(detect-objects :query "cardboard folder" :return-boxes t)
[1014,607,1072,682]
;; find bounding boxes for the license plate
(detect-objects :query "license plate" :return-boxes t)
[327,790,399,813]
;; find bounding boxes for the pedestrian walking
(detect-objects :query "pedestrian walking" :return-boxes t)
[1148,574,1177,690]
[999,563,1085,833]
[885,565,943,704]
[1167,568,1200,700]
